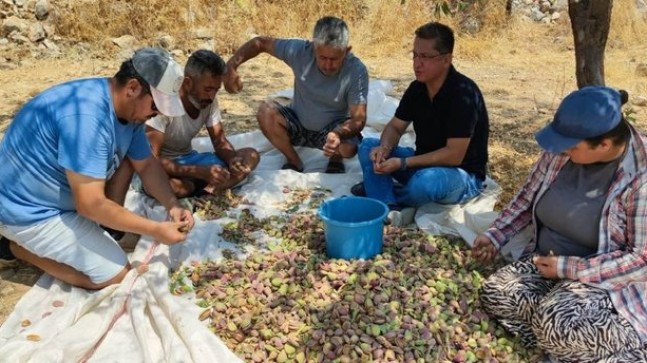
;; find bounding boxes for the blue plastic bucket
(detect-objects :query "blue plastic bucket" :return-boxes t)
[318,196,389,259]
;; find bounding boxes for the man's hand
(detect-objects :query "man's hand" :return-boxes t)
[228,155,252,175]
[200,165,231,186]
[369,145,392,170]
[533,256,559,279]
[152,221,191,245]
[168,206,194,230]
[472,234,498,262]
[323,132,342,157]
[373,157,401,174]
[224,66,243,94]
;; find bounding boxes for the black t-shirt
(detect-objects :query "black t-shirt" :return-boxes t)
[394,66,489,180]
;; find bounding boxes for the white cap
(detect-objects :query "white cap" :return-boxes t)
[132,48,185,117]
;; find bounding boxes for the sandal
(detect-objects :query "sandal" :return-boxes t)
[325,159,345,174]
[281,162,304,173]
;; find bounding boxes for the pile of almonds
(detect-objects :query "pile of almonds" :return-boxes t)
[171,188,540,363]
[194,189,247,220]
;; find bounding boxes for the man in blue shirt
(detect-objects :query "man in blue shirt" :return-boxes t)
[224,16,369,174]
[0,48,195,289]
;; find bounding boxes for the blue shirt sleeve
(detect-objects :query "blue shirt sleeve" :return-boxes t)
[127,124,152,160]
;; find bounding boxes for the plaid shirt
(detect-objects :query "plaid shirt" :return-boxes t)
[485,126,647,342]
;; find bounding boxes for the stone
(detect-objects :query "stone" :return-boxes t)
[2,16,29,36]
[24,0,35,10]
[551,11,561,20]
[9,32,29,44]
[197,39,215,51]
[42,38,58,52]
[157,34,174,49]
[531,7,545,21]
[192,27,212,40]
[0,61,17,70]
[28,21,45,42]
[42,22,55,37]
[461,17,481,34]
[13,0,25,7]
[552,0,568,11]
[638,0,647,12]
[636,63,647,77]
[112,34,136,49]
[171,49,184,58]
[35,0,49,20]
[632,96,647,107]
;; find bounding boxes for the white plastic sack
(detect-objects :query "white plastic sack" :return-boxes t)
[0,195,242,363]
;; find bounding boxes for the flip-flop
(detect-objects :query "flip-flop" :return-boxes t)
[325,159,345,174]
[281,162,304,173]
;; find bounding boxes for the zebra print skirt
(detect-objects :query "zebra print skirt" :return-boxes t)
[479,257,646,362]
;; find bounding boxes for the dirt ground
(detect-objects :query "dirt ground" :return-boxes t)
[1,21,646,326]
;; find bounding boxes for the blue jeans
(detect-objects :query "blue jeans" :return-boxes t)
[358,138,484,207]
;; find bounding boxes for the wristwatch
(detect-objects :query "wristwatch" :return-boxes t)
[400,157,407,171]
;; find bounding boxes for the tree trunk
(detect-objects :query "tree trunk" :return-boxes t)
[568,0,613,88]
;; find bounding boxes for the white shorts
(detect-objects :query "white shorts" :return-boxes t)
[0,212,128,284]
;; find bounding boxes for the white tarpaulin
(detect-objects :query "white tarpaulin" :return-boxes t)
[0,80,510,362]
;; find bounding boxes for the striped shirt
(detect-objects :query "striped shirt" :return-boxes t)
[485,125,647,342]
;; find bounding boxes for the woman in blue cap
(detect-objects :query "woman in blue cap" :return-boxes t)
[472,86,647,362]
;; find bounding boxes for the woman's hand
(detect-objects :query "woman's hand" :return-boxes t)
[533,256,559,279]
[472,234,497,262]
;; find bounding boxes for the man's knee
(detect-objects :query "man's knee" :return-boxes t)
[358,138,379,163]
[257,101,284,130]
[338,143,358,158]
[85,266,130,290]
[169,178,196,198]
[239,148,261,170]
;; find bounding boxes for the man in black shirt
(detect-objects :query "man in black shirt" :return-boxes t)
[352,22,489,225]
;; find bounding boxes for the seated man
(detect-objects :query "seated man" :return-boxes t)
[352,21,489,226]
[0,48,194,288]
[145,49,259,198]
[224,16,368,173]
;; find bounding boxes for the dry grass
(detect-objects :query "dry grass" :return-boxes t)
[31,0,647,207]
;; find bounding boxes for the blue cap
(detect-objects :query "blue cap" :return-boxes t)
[535,86,622,153]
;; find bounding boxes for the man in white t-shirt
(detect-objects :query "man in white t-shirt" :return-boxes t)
[145,50,259,197]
